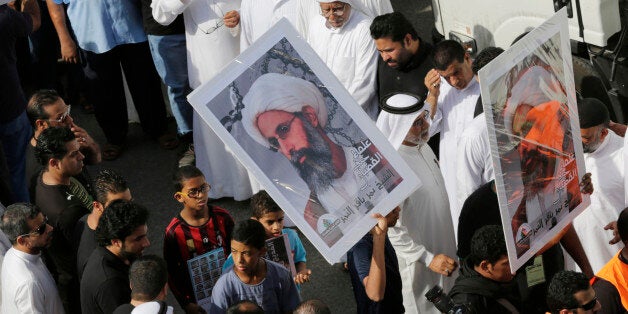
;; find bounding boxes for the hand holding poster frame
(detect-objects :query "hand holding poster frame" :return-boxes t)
[188,19,421,264]
[478,8,590,272]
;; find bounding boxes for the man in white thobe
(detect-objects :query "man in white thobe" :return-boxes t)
[376,94,458,313]
[240,0,304,51]
[456,47,503,209]
[569,98,625,273]
[1,203,63,314]
[152,0,260,201]
[307,0,379,119]
[424,40,480,235]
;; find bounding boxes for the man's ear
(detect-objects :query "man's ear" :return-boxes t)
[35,119,48,132]
[479,260,491,272]
[93,201,104,214]
[403,33,412,47]
[600,127,609,141]
[48,158,59,171]
[301,105,319,127]
[110,238,123,249]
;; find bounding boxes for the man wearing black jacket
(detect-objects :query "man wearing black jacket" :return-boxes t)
[449,225,520,313]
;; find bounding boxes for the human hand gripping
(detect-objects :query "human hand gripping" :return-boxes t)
[604,221,621,245]
[370,213,388,237]
[294,269,312,284]
[223,10,240,28]
[428,254,458,277]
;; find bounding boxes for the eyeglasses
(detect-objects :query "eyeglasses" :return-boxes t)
[47,105,71,124]
[412,110,430,128]
[268,114,298,152]
[579,296,598,311]
[320,3,346,17]
[182,184,211,198]
[16,216,48,240]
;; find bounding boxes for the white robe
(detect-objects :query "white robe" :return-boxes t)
[152,0,259,200]
[568,131,625,273]
[456,112,494,209]
[307,10,379,119]
[428,78,480,236]
[239,0,303,52]
[388,144,457,314]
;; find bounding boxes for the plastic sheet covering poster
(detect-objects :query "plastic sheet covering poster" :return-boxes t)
[478,8,589,272]
[265,234,297,277]
[188,19,421,264]
[187,247,226,311]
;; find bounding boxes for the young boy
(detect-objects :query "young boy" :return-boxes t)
[222,191,312,284]
[210,219,300,313]
[164,166,234,313]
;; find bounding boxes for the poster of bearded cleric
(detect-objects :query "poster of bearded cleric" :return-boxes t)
[478,9,590,272]
[187,19,421,263]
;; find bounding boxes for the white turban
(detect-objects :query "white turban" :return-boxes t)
[376,94,427,150]
[503,65,564,134]
[241,73,328,148]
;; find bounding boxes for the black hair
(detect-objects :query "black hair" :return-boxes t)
[94,169,128,205]
[469,225,507,266]
[433,40,466,71]
[370,12,418,42]
[129,255,168,301]
[231,219,266,250]
[472,47,504,74]
[226,300,264,314]
[173,165,205,192]
[546,270,589,313]
[95,200,149,247]
[26,89,62,128]
[34,126,75,167]
[250,191,282,218]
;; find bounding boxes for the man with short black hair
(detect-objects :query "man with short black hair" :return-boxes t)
[80,200,151,314]
[370,12,433,105]
[34,126,92,313]
[113,255,173,314]
[449,225,519,313]
[547,271,601,314]
[0,203,63,313]
[75,169,132,280]
[423,40,481,234]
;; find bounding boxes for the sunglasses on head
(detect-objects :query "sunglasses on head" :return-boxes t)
[579,297,597,311]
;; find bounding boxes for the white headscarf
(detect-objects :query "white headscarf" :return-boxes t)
[314,0,392,18]
[241,73,328,149]
[0,0,10,6]
[376,94,427,150]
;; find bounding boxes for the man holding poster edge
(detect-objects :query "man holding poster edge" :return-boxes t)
[477,7,591,273]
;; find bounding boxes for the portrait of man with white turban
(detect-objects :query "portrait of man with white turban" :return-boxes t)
[241,73,401,246]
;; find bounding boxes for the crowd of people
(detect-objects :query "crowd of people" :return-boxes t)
[2,0,628,313]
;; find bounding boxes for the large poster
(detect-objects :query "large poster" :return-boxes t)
[478,8,590,272]
[188,20,421,263]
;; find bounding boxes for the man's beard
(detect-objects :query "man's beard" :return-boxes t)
[290,118,336,195]
[120,245,142,263]
[583,138,601,153]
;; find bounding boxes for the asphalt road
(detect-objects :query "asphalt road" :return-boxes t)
[76,1,436,312]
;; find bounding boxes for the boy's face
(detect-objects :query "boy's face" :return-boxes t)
[253,211,284,238]
[231,240,266,276]
[174,176,210,212]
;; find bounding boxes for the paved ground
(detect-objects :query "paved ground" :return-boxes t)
[74,1,436,312]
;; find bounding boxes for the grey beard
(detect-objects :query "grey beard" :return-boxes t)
[290,118,336,195]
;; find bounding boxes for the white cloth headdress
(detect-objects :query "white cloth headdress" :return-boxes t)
[241,73,327,149]
[376,94,427,150]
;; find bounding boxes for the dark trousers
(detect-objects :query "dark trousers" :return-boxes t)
[83,41,168,145]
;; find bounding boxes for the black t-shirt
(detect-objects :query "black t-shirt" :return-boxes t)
[112,303,135,314]
[347,234,404,314]
[75,214,98,281]
[377,39,433,105]
[81,247,131,314]
[592,276,627,314]
[139,0,184,36]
